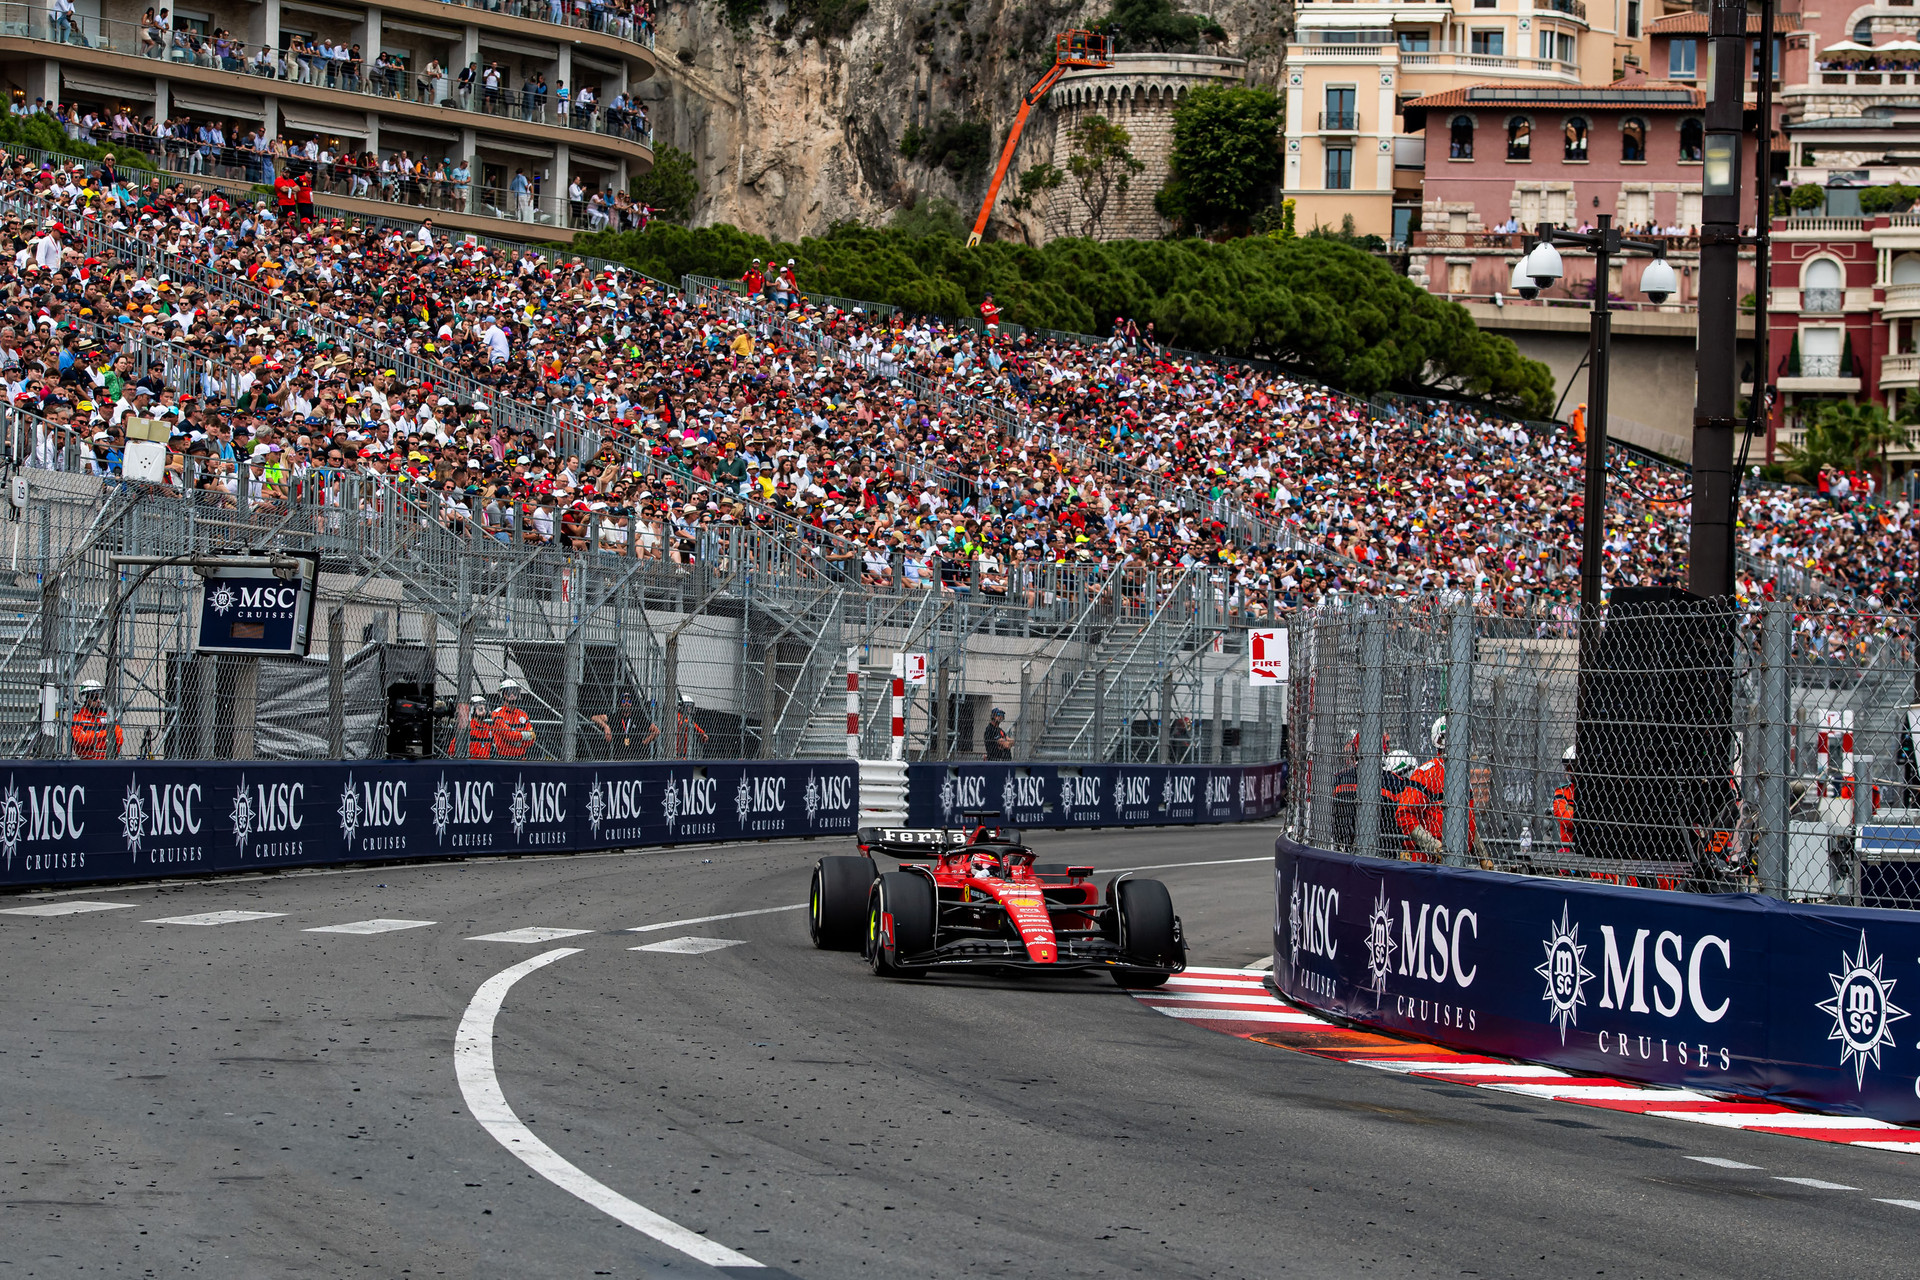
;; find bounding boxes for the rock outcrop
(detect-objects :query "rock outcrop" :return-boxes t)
[636,0,1289,241]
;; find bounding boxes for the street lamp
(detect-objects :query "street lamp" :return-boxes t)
[1521,214,1674,611]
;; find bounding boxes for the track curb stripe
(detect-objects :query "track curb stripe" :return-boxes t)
[1132,969,1920,1153]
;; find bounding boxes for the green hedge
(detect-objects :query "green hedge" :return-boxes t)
[0,115,155,171]
[575,223,1555,417]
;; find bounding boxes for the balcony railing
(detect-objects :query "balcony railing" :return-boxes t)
[1885,282,1920,313]
[1410,229,1705,252]
[9,4,655,150]
[1542,0,1588,20]
[1800,354,1844,378]
[428,0,654,52]
[1319,110,1358,130]
[1815,70,1919,86]
[1882,352,1920,386]
[1398,51,1581,78]
[1803,286,1844,313]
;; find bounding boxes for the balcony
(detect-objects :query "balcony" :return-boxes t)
[1802,354,1843,378]
[1886,282,1920,316]
[1802,287,1844,313]
[1882,352,1920,388]
[1394,135,1426,169]
[1319,110,1359,130]
[3,4,656,150]
[1397,51,1581,79]
[1815,70,1920,86]
[1541,0,1588,21]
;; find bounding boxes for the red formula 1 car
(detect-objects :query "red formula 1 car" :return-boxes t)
[806,814,1186,987]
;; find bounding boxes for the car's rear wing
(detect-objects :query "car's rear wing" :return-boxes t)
[857,827,974,858]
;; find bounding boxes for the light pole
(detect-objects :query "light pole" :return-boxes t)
[1510,216,1679,610]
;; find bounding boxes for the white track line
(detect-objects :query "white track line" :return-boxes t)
[0,900,136,916]
[627,904,806,932]
[145,910,284,926]
[468,927,593,943]
[454,947,765,1271]
[631,936,748,954]
[305,918,438,935]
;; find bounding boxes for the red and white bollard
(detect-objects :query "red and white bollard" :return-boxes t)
[889,653,906,762]
[1842,708,1856,801]
[1818,710,1834,798]
[846,648,861,759]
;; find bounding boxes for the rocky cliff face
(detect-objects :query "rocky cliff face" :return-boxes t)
[634,0,1290,242]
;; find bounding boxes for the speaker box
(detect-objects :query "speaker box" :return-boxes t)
[1574,588,1734,865]
[385,681,437,760]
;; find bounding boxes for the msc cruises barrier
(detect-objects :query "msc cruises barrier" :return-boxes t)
[0,759,861,890]
[906,761,1288,830]
[1275,837,1920,1127]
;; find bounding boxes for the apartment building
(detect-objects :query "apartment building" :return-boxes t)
[6,0,657,240]
[1281,0,1650,240]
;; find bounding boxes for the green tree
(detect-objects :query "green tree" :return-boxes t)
[629,145,699,224]
[1859,183,1920,215]
[571,223,1556,416]
[1061,115,1145,239]
[1007,162,1063,214]
[1788,183,1827,213]
[1101,0,1226,51]
[889,194,968,239]
[1155,85,1283,235]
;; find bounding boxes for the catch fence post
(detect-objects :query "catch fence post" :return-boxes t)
[328,607,345,759]
[1442,604,1473,867]
[1356,617,1385,859]
[1757,602,1790,896]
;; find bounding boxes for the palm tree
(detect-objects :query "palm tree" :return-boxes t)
[1779,400,1905,491]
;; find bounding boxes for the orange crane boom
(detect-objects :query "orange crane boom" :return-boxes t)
[967,31,1112,248]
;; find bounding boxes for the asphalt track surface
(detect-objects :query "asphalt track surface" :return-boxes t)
[4,826,1918,1279]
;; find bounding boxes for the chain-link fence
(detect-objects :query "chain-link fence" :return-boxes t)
[1289,593,1920,908]
[0,461,1283,770]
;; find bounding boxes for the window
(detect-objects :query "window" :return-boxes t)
[1893,255,1920,285]
[1679,117,1703,162]
[1507,116,1531,160]
[1669,38,1697,78]
[1621,116,1646,162]
[1752,36,1782,77]
[1564,116,1589,161]
[1855,18,1874,42]
[1450,115,1475,159]
[1471,29,1505,55]
[1324,86,1356,131]
[1804,259,1844,313]
[1627,0,1640,38]
[1537,30,1575,62]
[1801,326,1843,378]
[1398,30,1431,52]
[1324,146,1353,190]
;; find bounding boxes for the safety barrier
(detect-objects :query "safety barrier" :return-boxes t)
[908,761,1287,830]
[0,759,859,890]
[1274,837,1920,1127]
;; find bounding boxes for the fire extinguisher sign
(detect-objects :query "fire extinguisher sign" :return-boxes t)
[1247,629,1289,686]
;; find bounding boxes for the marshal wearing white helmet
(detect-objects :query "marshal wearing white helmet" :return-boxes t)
[490,677,534,758]
[1394,715,1478,861]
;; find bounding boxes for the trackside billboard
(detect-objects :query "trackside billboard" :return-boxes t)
[0,759,859,889]
[907,762,1286,830]
[1275,837,1920,1127]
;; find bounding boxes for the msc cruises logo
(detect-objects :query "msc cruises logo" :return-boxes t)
[1536,903,1594,1045]
[1816,931,1909,1089]
[1363,887,1397,999]
[207,582,238,616]
[0,778,23,869]
[587,773,608,837]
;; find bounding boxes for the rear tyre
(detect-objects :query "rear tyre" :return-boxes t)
[1112,877,1178,988]
[867,870,936,977]
[809,856,876,950]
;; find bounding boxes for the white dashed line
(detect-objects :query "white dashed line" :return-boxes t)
[1774,1177,1861,1191]
[626,904,805,932]
[455,948,767,1270]
[305,918,439,935]
[1,900,137,916]
[1687,1156,1764,1170]
[468,927,594,943]
[1876,1199,1920,1211]
[630,936,748,955]
[145,910,285,926]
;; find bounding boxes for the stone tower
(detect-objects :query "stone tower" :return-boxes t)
[1041,52,1248,242]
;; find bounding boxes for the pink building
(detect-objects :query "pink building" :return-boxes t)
[1766,212,1920,471]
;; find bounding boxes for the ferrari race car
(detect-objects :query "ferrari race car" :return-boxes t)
[806,816,1186,987]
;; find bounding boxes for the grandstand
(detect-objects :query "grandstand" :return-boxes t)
[0,140,1906,761]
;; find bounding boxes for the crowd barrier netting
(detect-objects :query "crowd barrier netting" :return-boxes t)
[907,761,1287,830]
[0,758,860,889]
[1275,837,1920,1127]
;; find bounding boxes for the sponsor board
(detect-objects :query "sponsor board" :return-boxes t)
[1274,836,1920,1127]
[0,760,858,889]
[908,761,1287,830]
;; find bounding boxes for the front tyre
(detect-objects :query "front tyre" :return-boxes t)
[809,856,876,950]
[1112,877,1179,988]
[867,870,936,977]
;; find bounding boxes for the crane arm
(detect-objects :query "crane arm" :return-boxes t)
[966,61,1071,248]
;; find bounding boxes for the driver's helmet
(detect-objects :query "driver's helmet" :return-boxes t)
[968,851,1000,879]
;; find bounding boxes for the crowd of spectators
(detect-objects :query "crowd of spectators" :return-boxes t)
[0,143,1909,646]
